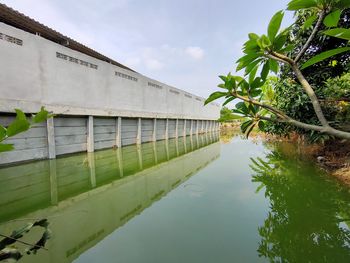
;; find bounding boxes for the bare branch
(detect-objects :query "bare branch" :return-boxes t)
[294,10,326,63]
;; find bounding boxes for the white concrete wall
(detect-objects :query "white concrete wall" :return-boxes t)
[0,22,220,120]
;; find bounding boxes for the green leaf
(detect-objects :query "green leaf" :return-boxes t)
[323,9,341,28]
[287,0,318,10]
[261,61,270,80]
[261,35,271,48]
[32,107,51,123]
[219,75,227,82]
[244,59,262,75]
[245,122,257,138]
[250,89,262,97]
[236,53,261,71]
[273,33,288,51]
[15,109,27,121]
[301,47,350,69]
[249,65,259,84]
[251,77,264,89]
[334,0,350,9]
[248,33,259,40]
[6,109,31,137]
[205,91,228,105]
[217,83,226,89]
[302,14,317,30]
[258,121,265,131]
[235,102,250,115]
[280,44,294,53]
[241,119,254,133]
[0,143,14,153]
[223,97,235,106]
[268,11,284,42]
[324,28,350,40]
[0,125,6,141]
[269,59,279,73]
[6,119,30,137]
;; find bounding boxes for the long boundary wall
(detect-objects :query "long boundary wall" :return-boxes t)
[0,115,219,165]
[0,21,220,165]
[0,22,220,119]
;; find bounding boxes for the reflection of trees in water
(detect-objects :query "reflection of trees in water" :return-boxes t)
[251,144,350,262]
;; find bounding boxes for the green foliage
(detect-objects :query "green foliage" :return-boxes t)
[206,0,350,139]
[324,27,350,40]
[301,47,350,69]
[218,107,242,122]
[324,72,350,98]
[0,107,53,153]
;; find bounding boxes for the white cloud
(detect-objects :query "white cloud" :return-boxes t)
[185,46,204,60]
[145,58,164,70]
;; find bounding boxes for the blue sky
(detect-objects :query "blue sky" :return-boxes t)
[2,0,294,98]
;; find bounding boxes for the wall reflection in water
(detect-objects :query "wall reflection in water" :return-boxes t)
[0,133,220,263]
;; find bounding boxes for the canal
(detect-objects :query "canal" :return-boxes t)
[0,132,349,262]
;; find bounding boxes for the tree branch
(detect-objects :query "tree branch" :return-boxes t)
[294,10,326,63]
[291,64,330,127]
[231,92,350,139]
[266,51,331,128]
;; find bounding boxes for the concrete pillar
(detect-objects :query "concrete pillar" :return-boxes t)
[175,139,179,156]
[196,133,199,149]
[190,135,193,151]
[165,118,169,140]
[196,120,199,135]
[117,148,124,177]
[190,120,193,135]
[136,118,141,145]
[175,119,179,138]
[201,120,204,134]
[88,153,96,188]
[49,160,57,205]
[137,145,143,170]
[153,142,158,164]
[116,117,122,148]
[152,118,157,142]
[165,140,169,160]
[87,116,94,152]
[47,117,56,159]
[184,136,187,153]
[183,119,186,137]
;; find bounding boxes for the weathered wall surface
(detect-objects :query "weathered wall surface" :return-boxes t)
[0,22,220,120]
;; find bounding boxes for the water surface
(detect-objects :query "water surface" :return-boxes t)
[0,133,349,263]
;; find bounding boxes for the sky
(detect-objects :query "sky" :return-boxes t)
[1,0,294,98]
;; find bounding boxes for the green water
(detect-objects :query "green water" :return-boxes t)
[0,133,350,263]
